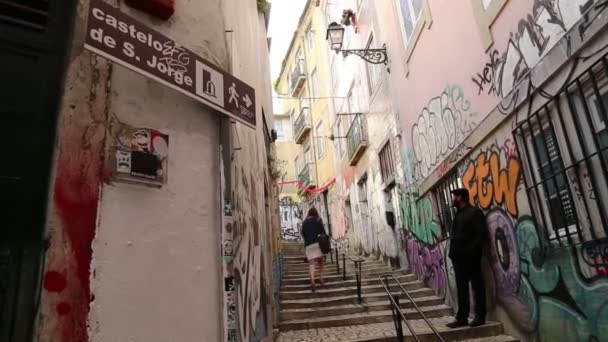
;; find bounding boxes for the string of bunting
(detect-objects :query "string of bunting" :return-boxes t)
[275,178,336,194]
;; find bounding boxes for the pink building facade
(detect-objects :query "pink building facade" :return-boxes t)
[372,0,608,340]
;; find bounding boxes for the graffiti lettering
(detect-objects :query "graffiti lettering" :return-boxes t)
[406,236,448,299]
[486,209,520,297]
[401,194,440,244]
[462,151,521,217]
[279,197,301,241]
[231,168,267,341]
[411,85,478,180]
[473,0,593,97]
[581,238,608,276]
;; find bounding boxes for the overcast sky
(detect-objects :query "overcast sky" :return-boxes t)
[268,0,306,81]
[267,0,307,114]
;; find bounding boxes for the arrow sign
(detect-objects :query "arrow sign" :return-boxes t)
[243,94,253,108]
[84,0,256,128]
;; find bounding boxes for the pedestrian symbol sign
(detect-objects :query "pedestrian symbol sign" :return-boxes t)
[84,0,257,128]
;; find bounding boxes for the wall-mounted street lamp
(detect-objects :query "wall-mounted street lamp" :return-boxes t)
[326,22,388,65]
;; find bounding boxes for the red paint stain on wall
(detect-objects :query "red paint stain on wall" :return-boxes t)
[44,271,67,292]
[52,138,103,342]
[42,60,111,342]
[56,302,72,316]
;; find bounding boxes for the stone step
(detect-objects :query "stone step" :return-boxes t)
[283,266,393,280]
[279,305,452,331]
[276,318,506,342]
[283,265,390,278]
[280,287,436,310]
[454,335,519,342]
[280,281,425,301]
[281,273,417,291]
[281,269,408,285]
[284,260,387,271]
[280,295,446,321]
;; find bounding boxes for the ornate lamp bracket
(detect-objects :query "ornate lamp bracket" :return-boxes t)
[341,44,388,65]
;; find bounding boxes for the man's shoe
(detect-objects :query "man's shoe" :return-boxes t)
[446,320,468,328]
[469,319,485,327]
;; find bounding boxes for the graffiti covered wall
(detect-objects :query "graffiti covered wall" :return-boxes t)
[394,1,608,341]
[279,197,301,241]
[403,119,608,341]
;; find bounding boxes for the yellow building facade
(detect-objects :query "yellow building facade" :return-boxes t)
[274,0,337,224]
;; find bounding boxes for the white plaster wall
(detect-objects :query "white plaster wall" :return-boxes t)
[88,1,226,341]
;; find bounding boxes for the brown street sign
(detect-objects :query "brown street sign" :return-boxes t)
[84,0,256,128]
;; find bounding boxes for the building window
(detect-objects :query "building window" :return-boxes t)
[398,0,423,42]
[316,121,325,159]
[379,140,396,185]
[306,22,314,50]
[274,120,285,138]
[358,174,370,225]
[433,172,463,238]
[336,117,344,157]
[394,0,431,65]
[591,91,608,170]
[311,68,319,102]
[347,84,357,115]
[330,54,340,91]
[471,0,509,50]
[365,34,382,96]
[299,92,309,112]
[513,54,608,246]
[294,155,300,177]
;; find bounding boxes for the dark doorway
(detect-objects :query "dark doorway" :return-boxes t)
[0,1,76,340]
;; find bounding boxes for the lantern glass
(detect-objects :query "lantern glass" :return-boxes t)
[326,22,344,51]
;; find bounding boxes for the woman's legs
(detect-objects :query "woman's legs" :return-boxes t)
[318,257,324,286]
[309,258,317,291]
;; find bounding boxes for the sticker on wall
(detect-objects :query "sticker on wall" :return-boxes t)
[111,126,169,187]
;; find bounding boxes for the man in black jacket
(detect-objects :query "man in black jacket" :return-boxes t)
[446,188,487,328]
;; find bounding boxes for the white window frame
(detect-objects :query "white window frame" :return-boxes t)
[311,68,319,103]
[316,120,325,159]
[336,117,344,157]
[365,33,382,97]
[306,22,314,50]
[396,0,423,43]
[294,155,300,177]
[274,120,285,139]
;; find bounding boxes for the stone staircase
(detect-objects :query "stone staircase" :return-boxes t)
[276,241,518,342]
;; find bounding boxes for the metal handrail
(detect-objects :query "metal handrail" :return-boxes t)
[330,238,364,304]
[380,274,445,342]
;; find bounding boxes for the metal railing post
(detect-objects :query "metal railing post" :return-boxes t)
[335,248,340,273]
[392,294,404,342]
[379,274,445,342]
[356,261,362,304]
[342,254,346,280]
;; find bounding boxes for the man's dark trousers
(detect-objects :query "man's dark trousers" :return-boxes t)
[452,255,486,322]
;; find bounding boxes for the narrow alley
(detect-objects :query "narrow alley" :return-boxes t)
[276,242,516,342]
[2,0,608,342]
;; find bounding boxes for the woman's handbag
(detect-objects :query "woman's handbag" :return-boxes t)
[318,232,331,254]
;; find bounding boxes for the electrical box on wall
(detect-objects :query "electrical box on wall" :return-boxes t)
[125,0,175,20]
[111,126,169,187]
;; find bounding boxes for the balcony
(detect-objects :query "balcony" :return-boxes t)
[298,163,316,190]
[293,107,311,144]
[289,60,306,96]
[346,115,368,166]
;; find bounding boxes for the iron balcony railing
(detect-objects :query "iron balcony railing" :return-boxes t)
[289,59,306,96]
[297,163,315,188]
[380,274,445,342]
[346,114,368,165]
[293,107,311,144]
